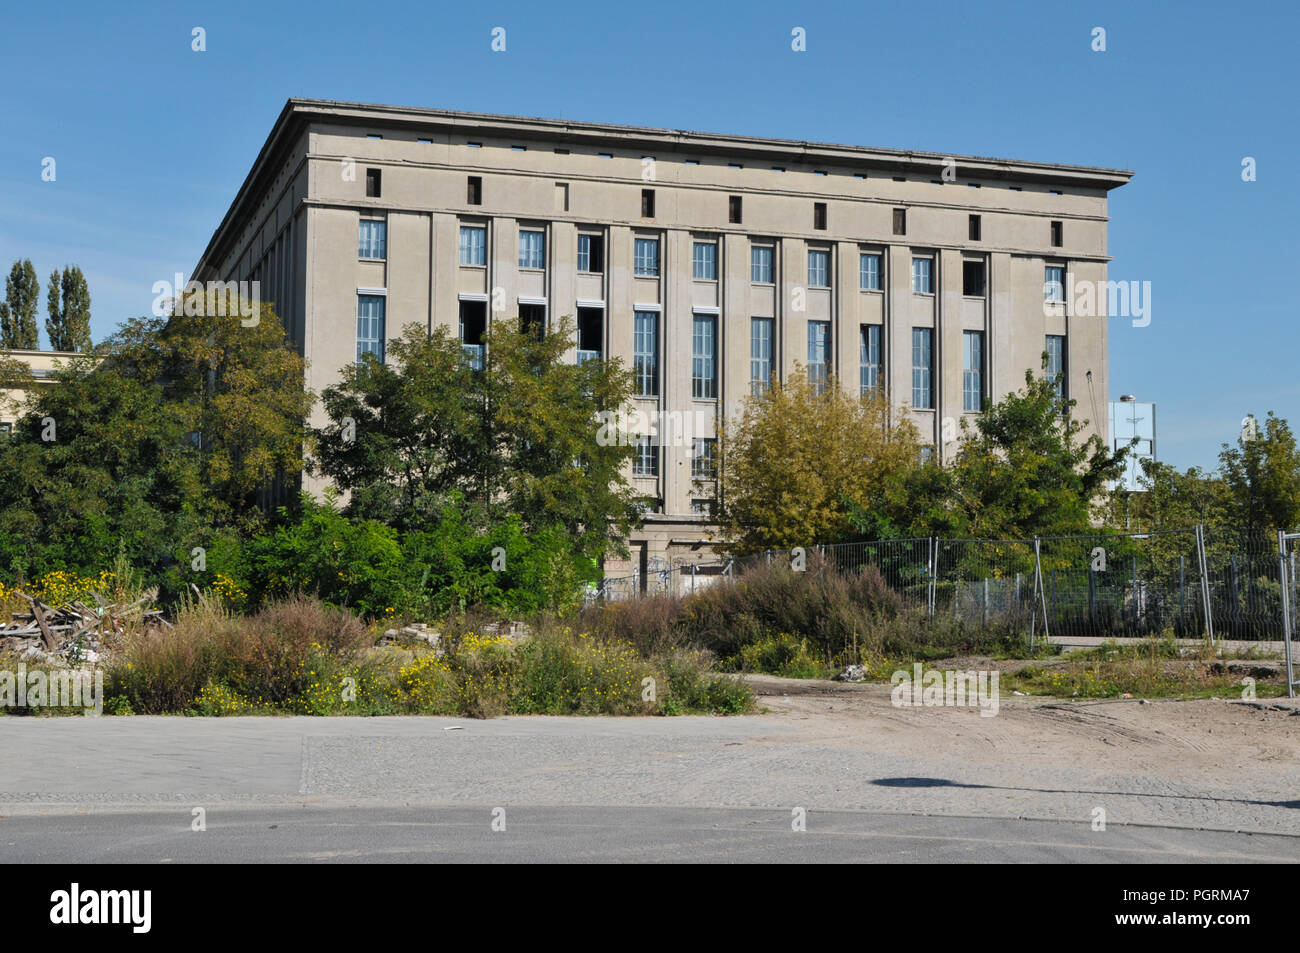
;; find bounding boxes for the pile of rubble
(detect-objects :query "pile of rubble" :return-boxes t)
[0,590,170,663]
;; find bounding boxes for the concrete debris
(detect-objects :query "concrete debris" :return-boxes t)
[836,664,868,682]
[0,590,168,663]
[377,623,442,650]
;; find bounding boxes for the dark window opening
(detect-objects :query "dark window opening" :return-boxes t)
[467,176,482,205]
[641,188,655,218]
[365,168,381,197]
[963,260,986,297]
[459,300,487,369]
[1050,220,1064,247]
[519,303,545,341]
[813,202,827,230]
[893,208,906,235]
[729,195,743,224]
[969,214,982,241]
[578,233,604,273]
[577,307,603,364]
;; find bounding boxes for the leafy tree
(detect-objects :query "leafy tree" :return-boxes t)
[1,260,40,349]
[1218,411,1300,532]
[1102,459,1229,532]
[317,314,640,565]
[932,369,1124,539]
[716,369,921,552]
[46,265,92,352]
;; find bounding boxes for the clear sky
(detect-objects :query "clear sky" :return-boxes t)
[1,0,1294,471]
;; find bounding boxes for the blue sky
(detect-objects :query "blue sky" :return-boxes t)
[1,0,1295,471]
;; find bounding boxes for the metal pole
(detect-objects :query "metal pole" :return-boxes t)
[1196,524,1215,646]
[1278,532,1294,698]
[928,537,937,618]
[1032,537,1049,648]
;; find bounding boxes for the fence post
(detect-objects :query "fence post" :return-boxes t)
[1195,524,1215,646]
[1032,536,1049,648]
[1277,532,1293,698]
[1132,556,1140,632]
[691,563,697,595]
[928,537,937,618]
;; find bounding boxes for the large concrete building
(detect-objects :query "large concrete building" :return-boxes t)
[192,98,1132,571]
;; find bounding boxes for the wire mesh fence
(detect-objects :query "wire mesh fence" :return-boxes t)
[589,526,1295,643]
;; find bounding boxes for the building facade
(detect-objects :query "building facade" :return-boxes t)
[192,98,1132,572]
[0,349,83,432]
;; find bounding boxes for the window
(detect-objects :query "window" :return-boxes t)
[911,257,933,294]
[632,435,659,477]
[519,303,545,340]
[808,249,830,288]
[808,321,830,395]
[963,330,984,412]
[1051,220,1063,247]
[358,219,386,259]
[729,195,743,224]
[459,300,487,370]
[577,234,604,273]
[691,438,718,480]
[633,311,658,397]
[692,242,717,280]
[1045,334,1067,401]
[962,260,986,297]
[751,317,773,395]
[365,168,381,197]
[356,295,385,363]
[912,328,933,409]
[577,307,603,364]
[641,188,655,218]
[1044,265,1065,302]
[692,313,717,399]
[751,245,774,283]
[893,208,906,235]
[969,214,982,241]
[860,324,881,395]
[518,230,546,269]
[859,253,881,291]
[813,202,827,230]
[690,499,712,517]
[634,237,659,276]
[511,144,526,152]
[459,225,486,265]
[467,176,482,205]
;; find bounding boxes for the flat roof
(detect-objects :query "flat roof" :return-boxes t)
[194,97,1135,278]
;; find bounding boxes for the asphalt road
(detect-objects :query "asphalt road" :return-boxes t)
[3,805,1293,863]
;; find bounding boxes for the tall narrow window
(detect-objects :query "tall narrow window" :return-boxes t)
[963,330,984,411]
[632,435,659,477]
[518,229,546,269]
[577,234,604,273]
[859,252,881,291]
[634,237,659,276]
[962,260,986,296]
[356,295,385,363]
[751,317,773,395]
[459,301,487,370]
[892,208,906,235]
[459,225,486,266]
[968,214,982,241]
[467,175,482,205]
[751,245,773,283]
[1044,264,1065,302]
[577,308,603,364]
[808,249,830,288]
[692,313,717,399]
[365,168,381,197]
[641,188,655,218]
[911,257,933,293]
[912,328,933,409]
[358,219,386,259]
[691,438,718,479]
[1045,334,1067,401]
[1050,220,1063,247]
[808,321,830,395]
[519,303,545,341]
[729,195,743,224]
[633,311,658,397]
[813,202,827,230]
[692,242,717,280]
[860,324,881,395]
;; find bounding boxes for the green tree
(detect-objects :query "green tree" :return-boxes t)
[716,369,922,552]
[1,260,40,349]
[1218,411,1300,532]
[45,265,93,352]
